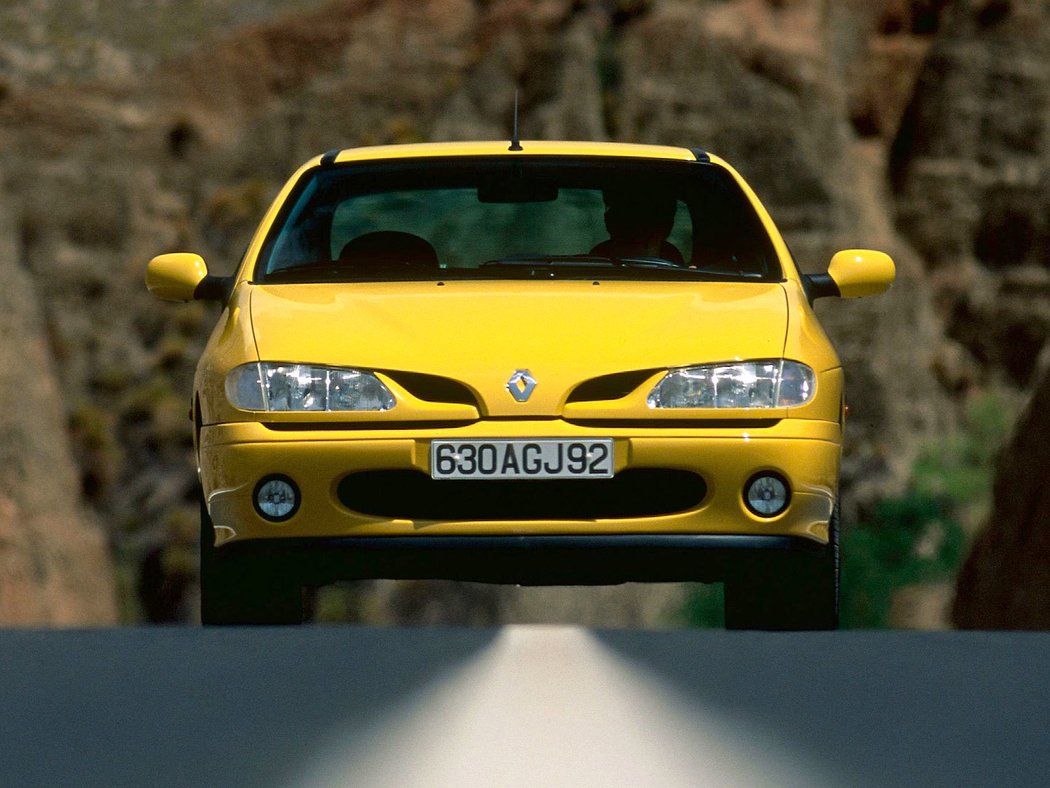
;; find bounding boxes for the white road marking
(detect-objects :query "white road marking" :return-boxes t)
[291,626,835,788]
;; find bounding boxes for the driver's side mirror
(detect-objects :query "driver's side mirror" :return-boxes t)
[805,249,895,302]
[146,253,228,302]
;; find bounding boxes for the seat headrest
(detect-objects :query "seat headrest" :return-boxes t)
[338,231,439,268]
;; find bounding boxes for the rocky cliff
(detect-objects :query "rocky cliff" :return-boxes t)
[0,180,117,625]
[891,0,1050,392]
[953,363,1050,628]
[0,0,1042,625]
[885,0,1050,626]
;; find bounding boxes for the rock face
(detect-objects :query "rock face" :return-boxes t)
[891,0,1050,391]
[2,0,1035,625]
[884,0,1050,625]
[953,365,1050,628]
[0,183,118,625]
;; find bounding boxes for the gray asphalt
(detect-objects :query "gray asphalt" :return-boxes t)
[1,627,1048,787]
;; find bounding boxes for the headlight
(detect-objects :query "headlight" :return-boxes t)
[647,360,815,409]
[226,363,396,412]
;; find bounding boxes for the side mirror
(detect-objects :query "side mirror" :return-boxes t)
[805,249,895,301]
[145,253,228,302]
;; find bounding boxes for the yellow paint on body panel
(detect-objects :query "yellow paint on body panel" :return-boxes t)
[151,141,893,572]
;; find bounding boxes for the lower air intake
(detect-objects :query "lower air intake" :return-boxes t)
[337,469,706,520]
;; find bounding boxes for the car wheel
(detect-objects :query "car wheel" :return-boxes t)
[723,500,840,631]
[199,493,303,625]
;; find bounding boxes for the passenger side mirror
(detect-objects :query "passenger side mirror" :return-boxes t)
[146,253,228,302]
[805,249,895,302]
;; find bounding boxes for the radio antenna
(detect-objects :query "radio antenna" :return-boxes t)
[509,89,523,151]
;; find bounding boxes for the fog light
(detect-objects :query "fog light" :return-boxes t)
[254,475,300,522]
[745,473,790,517]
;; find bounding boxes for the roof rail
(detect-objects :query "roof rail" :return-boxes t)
[320,148,342,166]
[689,147,711,163]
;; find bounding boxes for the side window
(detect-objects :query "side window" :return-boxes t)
[265,178,326,270]
[667,200,693,265]
[685,169,778,276]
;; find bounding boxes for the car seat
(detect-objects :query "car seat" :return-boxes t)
[338,231,439,269]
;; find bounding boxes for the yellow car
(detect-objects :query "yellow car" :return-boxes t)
[146,141,894,628]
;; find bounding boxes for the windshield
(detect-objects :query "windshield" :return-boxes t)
[254,157,781,283]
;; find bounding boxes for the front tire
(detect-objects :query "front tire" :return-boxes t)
[723,501,840,631]
[199,494,303,625]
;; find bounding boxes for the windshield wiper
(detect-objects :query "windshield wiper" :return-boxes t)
[607,256,683,270]
[260,264,345,283]
[260,257,772,283]
[481,254,682,269]
[261,262,437,283]
[481,254,615,268]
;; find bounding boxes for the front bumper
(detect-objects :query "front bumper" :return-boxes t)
[200,419,840,555]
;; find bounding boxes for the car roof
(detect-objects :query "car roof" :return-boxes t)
[315,140,710,166]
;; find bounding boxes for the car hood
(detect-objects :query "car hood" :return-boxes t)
[249,280,788,417]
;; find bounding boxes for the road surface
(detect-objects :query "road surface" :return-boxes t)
[2,626,1048,787]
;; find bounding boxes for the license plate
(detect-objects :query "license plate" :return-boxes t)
[430,439,614,480]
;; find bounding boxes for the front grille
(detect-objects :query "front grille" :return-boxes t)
[566,370,656,402]
[382,371,478,406]
[337,469,707,520]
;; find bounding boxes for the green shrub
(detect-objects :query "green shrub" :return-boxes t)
[840,492,965,628]
[840,391,1016,627]
[912,390,1019,533]
[680,582,724,628]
